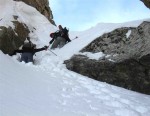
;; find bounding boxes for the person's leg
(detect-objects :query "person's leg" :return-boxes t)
[27,53,34,63]
[20,53,28,63]
[51,37,60,49]
[59,37,66,48]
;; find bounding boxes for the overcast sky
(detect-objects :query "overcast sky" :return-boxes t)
[49,0,150,31]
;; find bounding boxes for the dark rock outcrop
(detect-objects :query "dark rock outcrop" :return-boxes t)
[65,21,150,95]
[81,21,150,61]
[141,0,150,9]
[14,0,55,25]
[0,19,29,54]
[65,55,150,94]
[1,0,56,55]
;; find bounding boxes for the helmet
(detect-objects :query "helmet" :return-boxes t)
[50,33,54,38]
[58,25,62,28]
[58,25,63,29]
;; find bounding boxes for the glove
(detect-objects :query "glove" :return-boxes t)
[49,40,53,44]
[43,46,48,50]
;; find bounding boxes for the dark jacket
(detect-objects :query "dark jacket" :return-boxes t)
[15,47,46,54]
[15,46,47,63]
[49,28,71,44]
[59,28,71,42]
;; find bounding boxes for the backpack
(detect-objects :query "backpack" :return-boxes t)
[63,27,69,35]
[54,31,61,38]
[62,27,71,42]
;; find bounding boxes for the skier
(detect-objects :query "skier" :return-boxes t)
[15,38,48,63]
[49,25,71,49]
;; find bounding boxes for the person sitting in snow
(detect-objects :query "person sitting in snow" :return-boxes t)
[14,37,48,63]
[49,25,71,49]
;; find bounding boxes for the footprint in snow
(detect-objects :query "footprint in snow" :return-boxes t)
[110,93,120,99]
[63,80,73,85]
[61,94,71,98]
[101,88,110,93]
[104,101,124,108]
[135,106,149,114]
[115,108,140,116]
[120,98,131,105]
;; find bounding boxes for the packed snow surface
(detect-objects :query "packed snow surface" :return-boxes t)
[0,0,150,116]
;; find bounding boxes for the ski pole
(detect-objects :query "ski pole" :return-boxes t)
[49,49,57,56]
[72,36,78,41]
[46,44,50,51]
[46,44,57,56]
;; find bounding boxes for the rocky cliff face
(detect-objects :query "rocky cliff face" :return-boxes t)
[65,54,150,94]
[141,0,150,9]
[65,21,150,94]
[0,0,55,54]
[0,16,30,54]
[14,0,55,25]
[81,21,150,61]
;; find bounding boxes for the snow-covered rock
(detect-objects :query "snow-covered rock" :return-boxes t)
[65,21,150,95]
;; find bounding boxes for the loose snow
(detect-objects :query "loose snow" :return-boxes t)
[0,0,150,116]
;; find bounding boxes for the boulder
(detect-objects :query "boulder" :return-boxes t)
[141,0,150,9]
[81,21,150,61]
[65,55,150,94]
[0,20,29,54]
[65,21,150,95]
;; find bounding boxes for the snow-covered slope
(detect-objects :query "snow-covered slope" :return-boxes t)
[1,51,150,116]
[0,0,150,116]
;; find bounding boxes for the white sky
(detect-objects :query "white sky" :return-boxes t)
[0,0,150,115]
[49,0,150,31]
